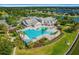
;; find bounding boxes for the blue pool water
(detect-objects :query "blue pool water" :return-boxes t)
[23,29,49,40]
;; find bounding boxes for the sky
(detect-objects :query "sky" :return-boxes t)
[0,4,79,7]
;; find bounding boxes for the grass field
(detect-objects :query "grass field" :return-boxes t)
[15,31,78,55]
[71,36,79,55]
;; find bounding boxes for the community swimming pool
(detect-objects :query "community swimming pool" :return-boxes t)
[22,27,57,43]
[23,29,48,39]
[23,28,55,38]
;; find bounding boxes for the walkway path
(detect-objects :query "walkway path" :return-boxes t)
[12,47,16,55]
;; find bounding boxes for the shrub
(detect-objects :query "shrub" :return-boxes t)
[64,26,74,33]
[28,37,50,48]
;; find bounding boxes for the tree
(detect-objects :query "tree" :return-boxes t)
[6,16,17,26]
[0,35,13,55]
[64,26,74,33]
[0,24,8,34]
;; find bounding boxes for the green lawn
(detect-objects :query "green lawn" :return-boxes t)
[71,37,79,55]
[15,31,78,55]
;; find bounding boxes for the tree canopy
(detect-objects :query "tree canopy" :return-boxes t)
[0,35,14,55]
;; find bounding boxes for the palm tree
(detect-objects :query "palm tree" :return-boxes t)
[41,27,48,34]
